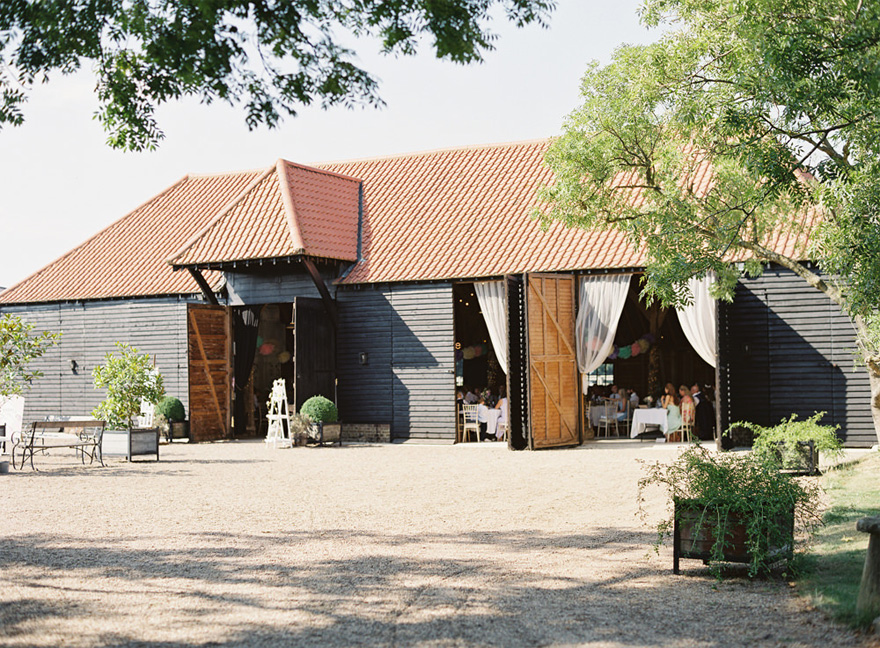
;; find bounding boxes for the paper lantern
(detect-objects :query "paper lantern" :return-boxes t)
[630,343,641,357]
[259,343,275,356]
[473,345,483,357]
[463,347,475,360]
[277,351,291,363]
[618,346,632,359]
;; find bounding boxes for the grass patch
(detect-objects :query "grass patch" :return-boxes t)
[798,451,880,628]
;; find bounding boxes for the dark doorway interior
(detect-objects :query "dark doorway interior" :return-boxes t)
[452,282,505,395]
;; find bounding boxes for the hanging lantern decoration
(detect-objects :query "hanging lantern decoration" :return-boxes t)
[607,333,654,362]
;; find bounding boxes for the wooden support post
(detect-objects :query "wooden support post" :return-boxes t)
[187,268,219,306]
[302,257,338,330]
[857,516,880,620]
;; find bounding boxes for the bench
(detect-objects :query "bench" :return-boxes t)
[12,420,106,471]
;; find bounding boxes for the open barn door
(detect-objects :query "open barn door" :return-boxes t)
[188,304,231,442]
[525,273,580,449]
[292,296,336,412]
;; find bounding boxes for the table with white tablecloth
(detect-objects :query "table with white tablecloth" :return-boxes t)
[630,408,668,438]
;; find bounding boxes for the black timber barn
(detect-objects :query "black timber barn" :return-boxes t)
[1,141,874,448]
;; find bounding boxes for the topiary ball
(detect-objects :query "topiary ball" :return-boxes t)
[156,396,186,422]
[300,395,338,423]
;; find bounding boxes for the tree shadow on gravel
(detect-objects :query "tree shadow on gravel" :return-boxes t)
[1,530,867,648]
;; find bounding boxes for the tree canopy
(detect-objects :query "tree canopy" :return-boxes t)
[539,0,880,435]
[0,0,555,150]
[0,314,60,397]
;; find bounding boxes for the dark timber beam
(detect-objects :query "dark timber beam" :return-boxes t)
[187,268,219,306]
[302,258,338,330]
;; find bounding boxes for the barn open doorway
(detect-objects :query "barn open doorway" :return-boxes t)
[452,282,506,401]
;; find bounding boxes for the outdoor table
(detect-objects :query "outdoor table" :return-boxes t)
[486,409,503,439]
[630,408,668,438]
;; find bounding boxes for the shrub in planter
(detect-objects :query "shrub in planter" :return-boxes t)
[639,444,822,577]
[157,396,185,422]
[300,395,338,423]
[734,412,843,474]
[92,342,165,429]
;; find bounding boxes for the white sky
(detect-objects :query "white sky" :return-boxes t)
[0,0,656,290]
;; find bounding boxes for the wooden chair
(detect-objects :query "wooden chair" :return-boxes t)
[596,399,619,438]
[458,404,480,443]
[681,399,695,443]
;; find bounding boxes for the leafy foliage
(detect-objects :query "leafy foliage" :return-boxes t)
[156,396,186,423]
[639,444,822,577]
[0,0,555,150]
[0,314,60,396]
[92,342,165,429]
[300,395,338,423]
[539,0,880,341]
[736,412,844,469]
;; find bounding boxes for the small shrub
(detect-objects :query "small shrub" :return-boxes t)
[92,342,165,429]
[736,412,843,469]
[156,396,186,422]
[300,395,338,423]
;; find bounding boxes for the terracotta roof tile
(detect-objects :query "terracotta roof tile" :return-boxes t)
[0,171,263,303]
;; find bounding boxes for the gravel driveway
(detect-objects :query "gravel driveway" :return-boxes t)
[1,440,876,647]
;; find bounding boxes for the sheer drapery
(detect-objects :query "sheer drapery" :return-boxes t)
[576,274,632,391]
[474,281,508,375]
[675,274,717,368]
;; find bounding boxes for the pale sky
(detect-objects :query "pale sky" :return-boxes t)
[0,0,656,290]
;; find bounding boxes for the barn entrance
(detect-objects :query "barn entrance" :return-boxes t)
[231,298,335,438]
[452,283,505,399]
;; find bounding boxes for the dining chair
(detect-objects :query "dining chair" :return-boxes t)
[458,404,480,443]
[596,399,619,438]
[681,399,695,443]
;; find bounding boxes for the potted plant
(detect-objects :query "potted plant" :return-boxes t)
[733,412,843,475]
[300,395,340,445]
[156,396,188,442]
[639,444,822,577]
[92,342,164,460]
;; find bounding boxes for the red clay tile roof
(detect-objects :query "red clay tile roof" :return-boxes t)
[169,160,360,268]
[317,140,816,284]
[1,140,817,304]
[0,171,263,303]
[318,140,644,284]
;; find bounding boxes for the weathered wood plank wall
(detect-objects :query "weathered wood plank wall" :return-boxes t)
[337,283,455,441]
[0,298,192,425]
[720,266,874,447]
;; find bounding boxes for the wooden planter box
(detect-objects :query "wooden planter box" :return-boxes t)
[773,440,818,475]
[308,421,342,446]
[166,420,189,442]
[128,427,160,462]
[672,499,794,574]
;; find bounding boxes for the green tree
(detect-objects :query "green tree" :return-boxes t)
[539,0,880,443]
[0,0,554,151]
[92,342,165,429]
[0,314,61,396]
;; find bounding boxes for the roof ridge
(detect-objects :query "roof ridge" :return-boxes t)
[166,165,276,266]
[187,166,275,180]
[277,158,363,184]
[1,175,191,299]
[276,160,306,254]
[312,137,553,167]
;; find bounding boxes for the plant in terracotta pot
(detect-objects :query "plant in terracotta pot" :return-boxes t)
[734,412,843,475]
[300,395,340,445]
[639,444,822,577]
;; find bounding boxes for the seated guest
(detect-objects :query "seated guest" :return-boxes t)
[477,397,494,441]
[495,386,508,440]
[690,383,701,406]
[609,384,620,400]
[629,389,640,407]
[464,386,479,404]
[693,384,715,441]
[616,389,630,421]
[679,385,695,428]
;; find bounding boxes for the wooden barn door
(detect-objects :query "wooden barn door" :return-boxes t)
[292,297,336,412]
[526,273,580,449]
[188,304,231,442]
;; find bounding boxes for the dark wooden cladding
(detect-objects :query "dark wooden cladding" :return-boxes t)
[506,275,529,450]
[526,274,580,449]
[720,266,873,447]
[0,298,192,425]
[337,283,454,441]
[187,304,231,442]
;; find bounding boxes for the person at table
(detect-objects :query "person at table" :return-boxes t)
[494,386,508,440]
[690,383,701,406]
[477,397,495,441]
[615,389,630,421]
[693,384,716,441]
[628,388,640,408]
[679,385,695,429]
[609,384,620,399]
[464,386,480,404]
[661,383,682,440]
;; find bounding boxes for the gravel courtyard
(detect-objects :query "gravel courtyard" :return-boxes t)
[1,440,876,647]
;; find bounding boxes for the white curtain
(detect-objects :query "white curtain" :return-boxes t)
[474,281,508,375]
[676,274,717,368]
[576,274,632,391]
